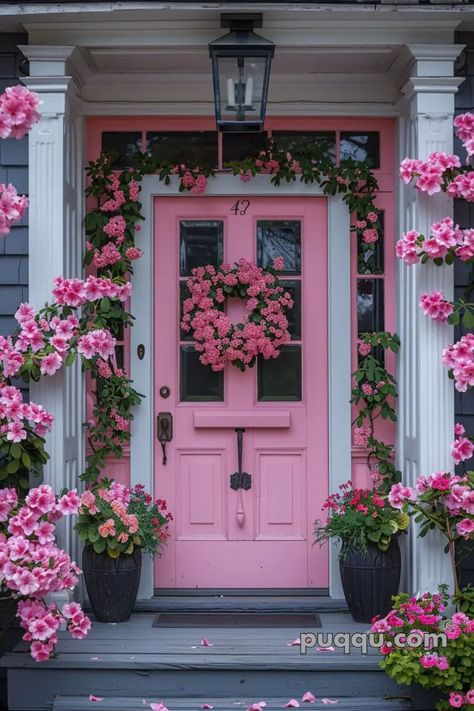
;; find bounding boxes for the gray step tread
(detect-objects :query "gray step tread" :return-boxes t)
[52,696,411,711]
[2,650,383,670]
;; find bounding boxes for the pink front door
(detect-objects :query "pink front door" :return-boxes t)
[154,196,328,588]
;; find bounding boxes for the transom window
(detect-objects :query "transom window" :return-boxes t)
[100,129,380,170]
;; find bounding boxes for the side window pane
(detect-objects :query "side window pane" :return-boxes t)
[180,346,223,402]
[180,221,223,276]
[272,131,336,164]
[101,132,142,167]
[340,132,380,169]
[357,279,384,334]
[223,132,267,163]
[357,211,385,275]
[258,346,302,401]
[257,220,301,275]
[147,132,217,170]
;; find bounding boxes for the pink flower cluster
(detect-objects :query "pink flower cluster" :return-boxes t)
[52,275,131,306]
[0,484,89,661]
[419,291,453,323]
[181,258,293,371]
[0,182,28,237]
[419,652,449,670]
[399,152,461,195]
[395,218,474,265]
[170,165,208,194]
[354,211,380,244]
[442,333,474,392]
[353,426,370,447]
[454,112,474,157]
[77,329,116,360]
[0,382,53,441]
[0,86,40,140]
[390,472,474,540]
[451,423,474,465]
[449,690,474,708]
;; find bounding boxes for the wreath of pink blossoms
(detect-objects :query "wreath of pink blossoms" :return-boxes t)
[181,257,293,372]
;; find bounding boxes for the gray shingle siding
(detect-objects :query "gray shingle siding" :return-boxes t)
[0,34,28,338]
[454,33,474,440]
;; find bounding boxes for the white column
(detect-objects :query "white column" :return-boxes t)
[397,45,464,594]
[20,46,85,561]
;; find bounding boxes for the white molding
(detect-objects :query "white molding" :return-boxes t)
[22,51,85,562]
[131,174,350,599]
[397,44,462,595]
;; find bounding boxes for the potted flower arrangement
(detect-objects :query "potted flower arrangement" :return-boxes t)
[75,480,172,622]
[371,587,474,710]
[314,481,409,622]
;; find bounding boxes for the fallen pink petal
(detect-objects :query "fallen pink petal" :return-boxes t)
[201,705,214,709]
[321,700,339,705]
[149,704,169,711]
[316,646,335,652]
[247,702,267,711]
[88,696,104,703]
[287,638,300,646]
[284,700,300,708]
[301,692,316,703]
[200,638,213,647]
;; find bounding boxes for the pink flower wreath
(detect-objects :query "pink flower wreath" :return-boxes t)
[181,257,294,372]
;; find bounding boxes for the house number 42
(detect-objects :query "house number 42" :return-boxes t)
[230,200,250,215]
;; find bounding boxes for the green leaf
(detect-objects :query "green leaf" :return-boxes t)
[93,539,107,554]
[88,525,100,543]
[21,451,31,468]
[463,308,474,329]
[65,352,76,367]
[10,443,22,459]
[367,530,382,542]
[382,520,399,535]
[7,459,20,474]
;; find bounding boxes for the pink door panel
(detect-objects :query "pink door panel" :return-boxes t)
[154,196,328,588]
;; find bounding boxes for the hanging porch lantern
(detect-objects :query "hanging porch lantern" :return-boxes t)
[209,13,275,133]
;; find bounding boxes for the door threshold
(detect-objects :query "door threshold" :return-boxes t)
[153,588,329,596]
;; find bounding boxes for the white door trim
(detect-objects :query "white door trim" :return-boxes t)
[131,174,350,599]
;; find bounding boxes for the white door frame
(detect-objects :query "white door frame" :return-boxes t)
[130,174,351,599]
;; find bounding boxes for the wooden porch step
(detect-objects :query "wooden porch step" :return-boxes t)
[53,695,412,711]
[2,613,405,710]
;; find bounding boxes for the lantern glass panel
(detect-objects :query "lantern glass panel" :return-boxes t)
[217,55,267,124]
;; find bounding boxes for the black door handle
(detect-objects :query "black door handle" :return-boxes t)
[157,412,173,465]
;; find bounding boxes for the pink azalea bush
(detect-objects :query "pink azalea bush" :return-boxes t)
[388,471,474,591]
[0,484,90,661]
[0,183,28,237]
[181,258,293,372]
[371,588,474,710]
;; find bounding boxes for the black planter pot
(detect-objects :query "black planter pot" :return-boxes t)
[339,538,401,623]
[456,539,474,589]
[82,546,142,623]
[410,684,444,710]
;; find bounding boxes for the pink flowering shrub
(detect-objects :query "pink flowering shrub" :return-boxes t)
[388,471,474,591]
[75,481,172,557]
[181,258,293,372]
[0,484,90,661]
[372,588,474,710]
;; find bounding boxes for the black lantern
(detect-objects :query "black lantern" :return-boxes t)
[209,14,275,132]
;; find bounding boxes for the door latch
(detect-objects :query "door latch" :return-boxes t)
[157,412,173,465]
